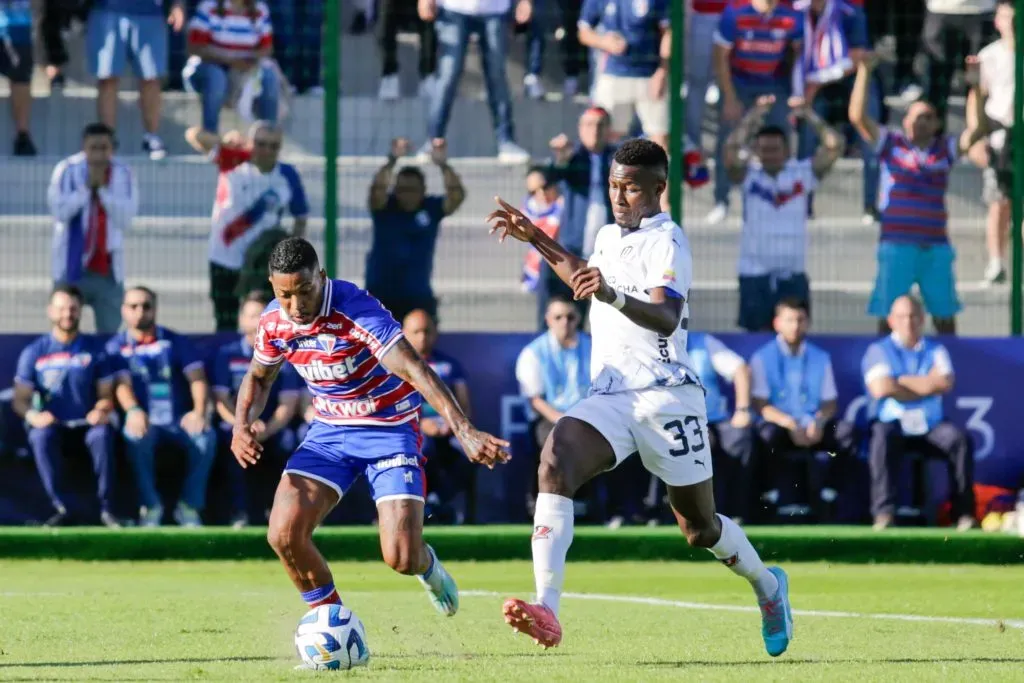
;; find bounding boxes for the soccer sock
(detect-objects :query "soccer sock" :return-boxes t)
[708,514,779,601]
[532,493,575,616]
[301,582,342,609]
[417,544,446,592]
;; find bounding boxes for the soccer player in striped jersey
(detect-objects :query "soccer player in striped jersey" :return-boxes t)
[231,237,509,622]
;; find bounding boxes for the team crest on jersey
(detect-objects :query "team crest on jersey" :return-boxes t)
[317,334,337,354]
[632,0,648,17]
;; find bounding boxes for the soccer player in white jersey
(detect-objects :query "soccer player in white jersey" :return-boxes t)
[486,139,793,657]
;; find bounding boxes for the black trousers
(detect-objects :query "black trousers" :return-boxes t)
[709,421,757,521]
[921,10,994,124]
[209,262,241,333]
[377,0,437,78]
[758,419,857,519]
[868,420,975,519]
[40,0,88,68]
[864,0,925,88]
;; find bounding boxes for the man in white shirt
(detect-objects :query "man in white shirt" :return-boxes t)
[47,122,139,333]
[208,122,309,331]
[723,95,844,331]
[487,138,793,658]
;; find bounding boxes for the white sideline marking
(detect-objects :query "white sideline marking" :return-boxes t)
[461,590,1024,630]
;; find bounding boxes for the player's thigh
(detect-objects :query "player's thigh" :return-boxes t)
[268,471,342,544]
[364,452,428,570]
[633,384,714,492]
[868,242,918,317]
[556,394,634,493]
[591,74,635,135]
[917,244,962,319]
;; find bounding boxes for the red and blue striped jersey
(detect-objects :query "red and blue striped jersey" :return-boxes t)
[253,279,421,427]
[876,131,958,245]
[714,1,803,86]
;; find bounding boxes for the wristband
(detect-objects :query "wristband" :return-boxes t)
[611,289,626,310]
[126,406,144,415]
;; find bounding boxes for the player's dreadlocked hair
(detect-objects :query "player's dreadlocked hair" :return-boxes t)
[268,237,320,275]
[613,138,669,176]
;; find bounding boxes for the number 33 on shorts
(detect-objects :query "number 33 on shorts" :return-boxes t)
[663,416,706,457]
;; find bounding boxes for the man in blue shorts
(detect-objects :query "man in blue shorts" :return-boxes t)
[231,237,509,622]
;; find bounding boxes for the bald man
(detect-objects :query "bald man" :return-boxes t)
[861,295,976,532]
[849,53,987,335]
[402,309,475,524]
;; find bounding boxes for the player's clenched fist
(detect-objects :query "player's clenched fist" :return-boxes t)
[487,197,538,243]
[455,427,511,470]
[570,267,614,303]
[231,422,265,468]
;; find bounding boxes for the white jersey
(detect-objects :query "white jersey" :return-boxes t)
[587,213,698,394]
[739,158,816,277]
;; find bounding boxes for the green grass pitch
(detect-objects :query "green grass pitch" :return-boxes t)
[1,558,1022,681]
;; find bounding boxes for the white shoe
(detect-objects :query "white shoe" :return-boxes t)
[415,141,433,163]
[378,74,399,101]
[705,83,720,106]
[606,515,624,530]
[139,505,162,528]
[897,83,923,105]
[563,77,578,97]
[705,203,728,224]
[498,141,530,165]
[861,211,878,226]
[983,259,1007,286]
[524,74,546,100]
[173,503,203,528]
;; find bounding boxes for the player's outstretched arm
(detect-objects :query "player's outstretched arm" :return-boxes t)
[231,360,282,468]
[380,338,510,469]
[487,197,589,290]
[848,54,881,147]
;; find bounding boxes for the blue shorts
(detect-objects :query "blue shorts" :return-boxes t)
[868,241,961,319]
[283,420,427,504]
[87,9,167,80]
[738,272,810,332]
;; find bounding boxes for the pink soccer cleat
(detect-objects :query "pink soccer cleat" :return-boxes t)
[502,598,563,649]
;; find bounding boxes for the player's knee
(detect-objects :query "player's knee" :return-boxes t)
[266,507,311,558]
[537,427,578,496]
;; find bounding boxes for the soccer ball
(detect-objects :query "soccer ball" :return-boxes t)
[294,604,370,671]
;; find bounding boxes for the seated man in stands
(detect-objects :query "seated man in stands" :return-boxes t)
[750,298,856,521]
[863,295,976,532]
[687,332,756,523]
[13,284,119,527]
[213,292,302,528]
[515,296,591,515]
[402,309,474,524]
[107,286,216,527]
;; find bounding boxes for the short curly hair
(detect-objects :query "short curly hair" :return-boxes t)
[268,237,320,275]
[613,138,668,176]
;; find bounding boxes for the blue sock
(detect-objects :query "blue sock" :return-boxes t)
[419,545,436,581]
[300,582,342,607]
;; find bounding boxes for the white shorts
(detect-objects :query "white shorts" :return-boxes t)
[564,383,711,487]
[592,73,669,136]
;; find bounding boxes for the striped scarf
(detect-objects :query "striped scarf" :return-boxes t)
[801,0,852,85]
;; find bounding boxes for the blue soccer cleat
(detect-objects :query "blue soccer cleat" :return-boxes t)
[418,544,459,616]
[759,566,793,657]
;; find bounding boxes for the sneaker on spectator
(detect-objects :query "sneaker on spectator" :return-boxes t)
[174,503,202,528]
[862,209,879,226]
[606,515,625,530]
[139,505,163,528]
[524,73,545,100]
[378,74,400,101]
[897,83,923,106]
[983,259,1007,287]
[419,74,437,100]
[415,140,434,163]
[705,203,728,224]
[498,141,530,165]
[143,134,166,161]
[13,132,36,157]
[43,505,68,528]
[230,512,249,530]
[563,77,578,97]
[705,83,720,106]
[100,510,121,529]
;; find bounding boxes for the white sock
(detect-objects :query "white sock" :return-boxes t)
[531,493,575,616]
[708,514,779,601]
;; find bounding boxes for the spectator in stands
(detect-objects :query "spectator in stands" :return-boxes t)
[213,291,302,528]
[515,295,591,514]
[870,0,927,104]
[418,0,531,164]
[722,96,843,331]
[87,0,186,160]
[849,52,986,335]
[795,0,881,224]
[579,0,671,185]
[403,309,475,524]
[365,137,465,324]
[686,0,728,150]
[919,0,996,127]
[270,0,324,95]
[108,286,216,528]
[687,332,756,523]
[0,0,36,155]
[209,121,308,331]
[971,0,1014,286]
[521,0,584,99]
[751,298,856,522]
[13,284,119,528]
[540,107,614,326]
[184,0,285,136]
[40,0,88,91]
[708,0,804,224]
[47,122,138,335]
[863,295,976,531]
[377,0,436,100]
[520,167,564,295]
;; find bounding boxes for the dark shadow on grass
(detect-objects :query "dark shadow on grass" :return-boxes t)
[0,655,283,669]
[644,657,1024,667]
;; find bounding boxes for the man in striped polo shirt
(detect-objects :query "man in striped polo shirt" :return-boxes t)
[849,53,987,335]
